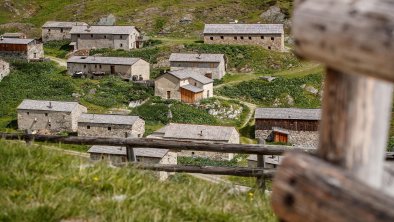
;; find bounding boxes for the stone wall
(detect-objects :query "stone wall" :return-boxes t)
[18,110,75,132]
[71,32,139,50]
[42,27,73,43]
[0,59,10,81]
[78,121,145,138]
[27,43,44,61]
[204,33,284,51]
[255,129,319,149]
[155,73,182,100]
[170,60,226,79]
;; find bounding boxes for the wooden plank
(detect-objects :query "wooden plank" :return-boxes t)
[128,164,276,178]
[293,0,394,82]
[271,152,394,222]
[0,133,315,155]
[318,69,393,189]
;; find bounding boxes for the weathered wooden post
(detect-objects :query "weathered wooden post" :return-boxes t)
[126,136,136,162]
[256,138,265,191]
[271,0,394,221]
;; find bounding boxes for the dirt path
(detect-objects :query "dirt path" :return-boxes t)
[189,173,251,193]
[47,56,67,67]
[215,95,256,128]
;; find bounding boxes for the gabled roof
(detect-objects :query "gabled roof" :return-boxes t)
[42,21,88,28]
[165,70,213,85]
[70,25,138,35]
[67,56,142,66]
[88,145,169,158]
[78,114,141,125]
[159,123,238,142]
[255,108,321,120]
[17,99,81,112]
[0,38,35,45]
[180,84,204,93]
[204,24,284,35]
[169,53,225,63]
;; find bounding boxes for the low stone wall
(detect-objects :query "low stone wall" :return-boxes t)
[255,129,319,149]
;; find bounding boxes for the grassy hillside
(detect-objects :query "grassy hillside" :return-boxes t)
[0,140,275,221]
[0,0,293,38]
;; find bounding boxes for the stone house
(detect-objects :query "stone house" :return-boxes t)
[17,99,87,133]
[77,113,145,138]
[67,56,150,80]
[203,24,285,51]
[155,70,213,103]
[88,145,177,180]
[0,59,10,82]
[169,53,226,79]
[0,38,44,61]
[255,108,321,149]
[148,123,239,160]
[247,155,284,169]
[70,25,141,51]
[2,33,27,39]
[41,21,88,42]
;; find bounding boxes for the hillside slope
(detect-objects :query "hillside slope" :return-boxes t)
[0,0,293,37]
[0,141,275,221]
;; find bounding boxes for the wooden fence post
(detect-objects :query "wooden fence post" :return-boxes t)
[126,145,136,162]
[256,138,265,191]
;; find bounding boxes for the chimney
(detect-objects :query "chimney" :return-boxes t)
[0,36,3,41]
[197,53,201,59]
[48,102,53,109]
[198,130,203,136]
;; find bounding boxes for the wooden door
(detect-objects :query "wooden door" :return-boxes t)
[110,66,115,74]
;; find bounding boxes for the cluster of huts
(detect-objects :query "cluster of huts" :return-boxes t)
[2,20,323,171]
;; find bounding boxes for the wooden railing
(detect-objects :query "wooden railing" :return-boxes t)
[271,1,394,221]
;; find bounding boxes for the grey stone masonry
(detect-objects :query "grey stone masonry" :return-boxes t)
[0,59,10,81]
[77,113,145,138]
[0,38,44,61]
[203,24,285,51]
[255,129,319,149]
[42,21,88,42]
[70,26,141,50]
[17,99,87,133]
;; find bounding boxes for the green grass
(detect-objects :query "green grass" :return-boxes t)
[43,40,72,59]
[0,140,276,221]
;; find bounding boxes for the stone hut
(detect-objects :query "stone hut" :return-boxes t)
[17,99,87,133]
[41,21,88,42]
[169,53,226,79]
[247,154,284,169]
[255,108,321,148]
[70,25,142,51]
[67,56,150,80]
[0,59,10,82]
[203,24,284,51]
[2,33,27,39]
[77,113,145,138]
[88,145,177,180]
[155,70,213,104]
[0,38,44,61]
[148,123,239,160]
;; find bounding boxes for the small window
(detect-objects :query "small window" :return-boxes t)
[95,64,97,68]
[91,34,93,38]
[87,125,90,129]
[234,36,237,40]
[240,36,244,40]
[207,90,210,97]
[210,37,213,40]
[99,65,102,68]
[120,35,123,39]
[138,134,142,138]
[104,35,107,39]
[84,65,86,68]
[45,113,48,117]
[108,127,111,131]
[120,43,123,47]
[77,34,80,38]
[261,36,265,39]
[268,46,272,50]
[210,63,215,68]
[194,82,197,86]
[271,37,275,41]
[249,37,252,40]
[27,112,30,115]
[137,158,141,162]
[48,29,51,32]
[220,36,224,39]
[60,28,63,33]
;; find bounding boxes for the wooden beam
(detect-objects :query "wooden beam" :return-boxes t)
[293,0,394,82]
[129,164,276,178]
[0,133,314,155]
[271,152,394,222]
[318,69,393,189]
[256,139,266,191]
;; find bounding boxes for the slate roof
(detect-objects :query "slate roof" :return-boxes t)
[0,38,35,45]
[161,123,238,142]
[42,21,88,28]
[2,33,25,38]
[88,145,169,158]
[78,114,141,125]
[169,53,225,63]
[17,99,81,112]
[204,24,284,35]
[70,25,137,35]
[254,108,321,120]
[180,84,204,93]
[166,70,213,84]
[67,56,141,65]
